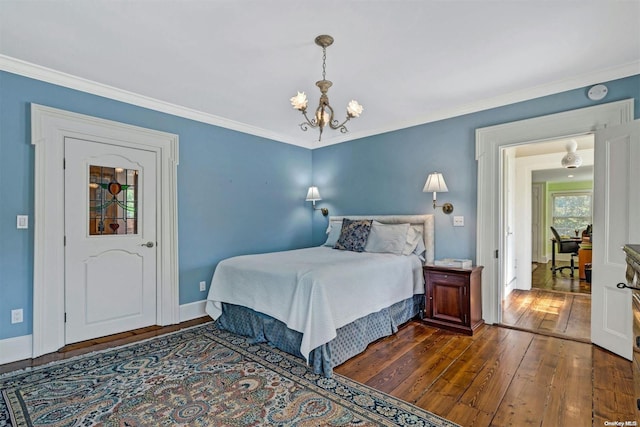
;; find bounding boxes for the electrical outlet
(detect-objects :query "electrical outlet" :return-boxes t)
[199,281,207,292]
[11,308,23,324]
[453,216,464,227]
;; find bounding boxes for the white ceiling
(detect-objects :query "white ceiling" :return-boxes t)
[1,1,639,149]
[516,134,594,183]
[532,165,593,183]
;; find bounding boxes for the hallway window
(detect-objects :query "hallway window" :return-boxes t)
[551,192,592,237]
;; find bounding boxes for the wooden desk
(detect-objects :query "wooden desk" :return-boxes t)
[578,245,592,280]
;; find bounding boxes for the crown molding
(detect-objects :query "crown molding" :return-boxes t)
[0,55,312,149]
[2,54,637,151]
[313,61,640,149]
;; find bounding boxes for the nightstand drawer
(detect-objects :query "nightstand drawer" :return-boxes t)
[427,272,466,286]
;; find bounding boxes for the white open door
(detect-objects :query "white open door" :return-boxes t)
[591,120,640,360]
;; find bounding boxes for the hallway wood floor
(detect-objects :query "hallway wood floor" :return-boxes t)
[501,261,591,341]
[531,261,591,294]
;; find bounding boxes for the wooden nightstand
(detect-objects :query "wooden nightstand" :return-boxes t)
[422,264,484,335]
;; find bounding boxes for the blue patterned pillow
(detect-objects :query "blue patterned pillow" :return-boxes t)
[334,219,373,252]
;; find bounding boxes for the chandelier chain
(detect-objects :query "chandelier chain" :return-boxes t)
[321,47,327,81]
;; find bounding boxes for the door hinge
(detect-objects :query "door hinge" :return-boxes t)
[63,158,66,169]
[64,235,66,246]
[495,249,499,259]
[64,312,67,323]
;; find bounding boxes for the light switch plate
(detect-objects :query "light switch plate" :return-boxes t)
[11,309,23,324]
[453,216,464,227]
[17,215,28,229]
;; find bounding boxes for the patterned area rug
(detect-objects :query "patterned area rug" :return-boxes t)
[0,323,457,426]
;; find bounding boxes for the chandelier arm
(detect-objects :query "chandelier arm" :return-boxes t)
[299,110,318,130]
[329,115,351,131]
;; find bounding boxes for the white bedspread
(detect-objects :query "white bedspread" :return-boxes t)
[205,247,423,362]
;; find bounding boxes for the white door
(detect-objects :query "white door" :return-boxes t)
[64,137,157,344]
[591,120,640,360]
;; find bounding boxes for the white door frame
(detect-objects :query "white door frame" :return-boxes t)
[31,104,180,357]
[476,99,634,325]
[531,182,544,264]
[502,147,517,295]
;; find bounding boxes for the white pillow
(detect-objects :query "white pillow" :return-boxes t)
[402,226,422,255]
[413,236,426,261]
[364,221,410,255]
[401,226,426,260]
[323,220,343,247]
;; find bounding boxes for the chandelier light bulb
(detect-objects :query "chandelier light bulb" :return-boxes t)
[316,108,331,128]
[290,92,308,111]
[347,100,363,118]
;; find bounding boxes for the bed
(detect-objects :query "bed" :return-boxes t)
[205,214,434,376]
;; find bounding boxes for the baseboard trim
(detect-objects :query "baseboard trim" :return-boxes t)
[179,300,208,322]
[0,334,33,365]
[1,301,210,365]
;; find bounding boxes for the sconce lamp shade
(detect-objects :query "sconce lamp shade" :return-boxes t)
[423,172,453,214]
[305,186,322,202]
[305,186,328,216]
[423,172,449,193]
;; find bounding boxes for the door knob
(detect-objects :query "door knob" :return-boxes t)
[141,241,155,248]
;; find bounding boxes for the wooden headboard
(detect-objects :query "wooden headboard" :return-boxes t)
[328,214,435,263]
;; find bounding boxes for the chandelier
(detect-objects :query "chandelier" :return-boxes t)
[290,35,363,141]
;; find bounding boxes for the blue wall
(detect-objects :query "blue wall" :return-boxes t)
[311,74,640,260]
[1,69,638,343]
[0,71,313,341]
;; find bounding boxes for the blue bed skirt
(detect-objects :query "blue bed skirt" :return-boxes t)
[216,294,423,377]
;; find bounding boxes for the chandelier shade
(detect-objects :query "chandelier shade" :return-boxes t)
[290,35,363,142]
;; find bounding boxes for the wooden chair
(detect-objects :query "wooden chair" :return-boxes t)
[550,226,579,277]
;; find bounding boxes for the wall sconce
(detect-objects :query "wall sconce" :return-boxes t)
[423,172,454,214]
[306,186,329,216]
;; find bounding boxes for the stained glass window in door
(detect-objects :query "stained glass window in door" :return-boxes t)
[89,165,138,235]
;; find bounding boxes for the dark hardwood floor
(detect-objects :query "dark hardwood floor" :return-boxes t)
[336,321,638,427]
[0,318,210,374]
